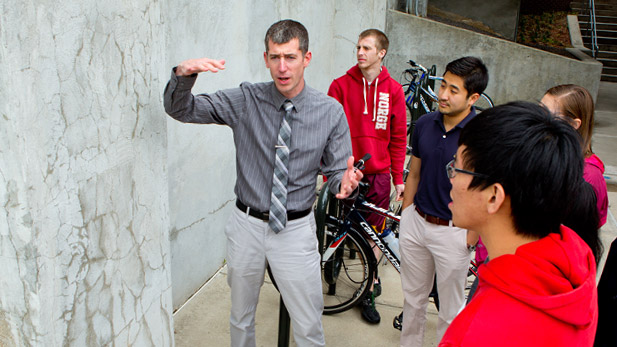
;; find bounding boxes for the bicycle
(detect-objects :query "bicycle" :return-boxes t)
[266,155,397,312]
[402,60,439,140]
[314,155,478,315]
[314,163,400,314]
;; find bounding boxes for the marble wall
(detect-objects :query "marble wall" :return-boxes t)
[1,0,173,345]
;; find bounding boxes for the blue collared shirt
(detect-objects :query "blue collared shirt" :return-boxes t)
[411,108,477,220]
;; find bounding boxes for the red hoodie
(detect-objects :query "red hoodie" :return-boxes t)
[328,65,407,185]
[440,225,598,347]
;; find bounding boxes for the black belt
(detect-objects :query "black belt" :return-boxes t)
[236,200,311,222]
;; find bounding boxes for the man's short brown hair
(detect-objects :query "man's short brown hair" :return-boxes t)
[265,19,309,54]
[359,29,389,56]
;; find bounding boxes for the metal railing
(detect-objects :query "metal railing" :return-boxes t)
[403,0,426,17]
[405,0,419,16]
[585,0,599,57]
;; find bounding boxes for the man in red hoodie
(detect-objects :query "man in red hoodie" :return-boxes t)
[440,102,599,346]
[328,29,407,324]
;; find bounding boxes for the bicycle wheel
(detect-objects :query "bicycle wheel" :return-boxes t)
[474,93,494,112]
[321,227,375,314]
[405,86,428,152]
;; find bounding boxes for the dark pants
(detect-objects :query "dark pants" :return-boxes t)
[595,237,617,347]
[362,173,391,233]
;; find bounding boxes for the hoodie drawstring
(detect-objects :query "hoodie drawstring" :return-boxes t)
[362,78,368,115]
[362,77,380,121]
[372,78,379,122]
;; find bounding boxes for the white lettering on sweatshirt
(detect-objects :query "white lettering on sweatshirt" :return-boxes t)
[376,92,389,130]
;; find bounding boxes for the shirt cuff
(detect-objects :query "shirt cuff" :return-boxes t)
[392,173,404,186]
[170,67,198,90]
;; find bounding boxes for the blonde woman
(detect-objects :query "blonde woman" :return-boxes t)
[541,84,608,227]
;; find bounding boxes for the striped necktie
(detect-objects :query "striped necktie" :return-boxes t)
[269,100,293,233]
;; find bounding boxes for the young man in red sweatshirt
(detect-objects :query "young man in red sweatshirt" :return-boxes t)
[440,102,599,346]
[328,29,407,324]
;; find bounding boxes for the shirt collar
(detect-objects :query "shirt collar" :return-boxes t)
[435,106,477,131]
[456,106,477,128]
[270,82,308,112]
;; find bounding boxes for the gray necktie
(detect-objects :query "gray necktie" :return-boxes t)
[269,100,293,233]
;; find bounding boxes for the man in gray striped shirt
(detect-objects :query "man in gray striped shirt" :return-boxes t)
[164,20,362,347]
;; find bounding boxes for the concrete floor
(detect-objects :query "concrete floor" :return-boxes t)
[173,259,424,347]
[173,82,617,346]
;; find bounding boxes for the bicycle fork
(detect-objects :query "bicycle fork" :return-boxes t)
[321,230,348,263]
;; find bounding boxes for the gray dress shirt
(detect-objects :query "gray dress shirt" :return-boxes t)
[163,69,352,212]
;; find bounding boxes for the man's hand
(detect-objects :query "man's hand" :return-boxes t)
[336,156,363,199]
[175,58,226,76]
[395,184,405,201]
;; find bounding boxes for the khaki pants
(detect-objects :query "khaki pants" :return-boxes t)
[225,207,325,347]
[399,204,471,347]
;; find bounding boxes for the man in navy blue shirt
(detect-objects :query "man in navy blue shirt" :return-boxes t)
[398,57,489,346]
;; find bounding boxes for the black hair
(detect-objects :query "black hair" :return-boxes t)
[459,102,601,261]
[445,57,489,97]
[562,182,603,262]
[265,19,309,54]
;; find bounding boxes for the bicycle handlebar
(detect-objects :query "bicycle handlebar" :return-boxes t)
[354,153,371,171]
[403,60,429,85]
[407,60,428,74]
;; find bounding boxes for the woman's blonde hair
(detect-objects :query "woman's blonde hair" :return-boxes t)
[545,84,595,157]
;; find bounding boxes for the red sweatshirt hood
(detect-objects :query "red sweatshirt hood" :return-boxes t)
[478,225,597,328]
[345,65,393,121]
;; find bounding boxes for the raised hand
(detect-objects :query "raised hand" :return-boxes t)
[175,58,226,76]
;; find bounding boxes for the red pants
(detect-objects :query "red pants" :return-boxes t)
[362,173,391,232]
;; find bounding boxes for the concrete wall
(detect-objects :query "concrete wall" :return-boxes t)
[429,0,521,40]
[385,10,603,104]
[0,0,391,343]
[164,0,388,310]
[4,1,599,344]
[0,1,173,346]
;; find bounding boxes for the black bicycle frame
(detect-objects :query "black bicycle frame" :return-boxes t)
[323,197,402,273]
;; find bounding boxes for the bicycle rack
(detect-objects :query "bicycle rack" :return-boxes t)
[277,298,291,347]
[408,63,438,145]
